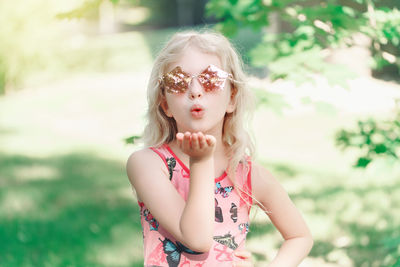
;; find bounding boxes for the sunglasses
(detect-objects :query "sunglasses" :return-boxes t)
[159,64,238,94]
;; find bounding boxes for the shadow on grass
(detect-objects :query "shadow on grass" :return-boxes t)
[0,152,143,267]
[294,175,400,266]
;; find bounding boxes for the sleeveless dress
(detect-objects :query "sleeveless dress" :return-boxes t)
[138,144,253,267]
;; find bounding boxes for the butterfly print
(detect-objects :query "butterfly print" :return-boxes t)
[238,222,249,234]
[143,209,159,231]
[215,182,233,198]
[230,203,237,223]
[159,237,203,267]
[214,243,233,262]
[215,198,223,223]
[147,241,167,266]
[213,233,238,250]
[166,157,176,180]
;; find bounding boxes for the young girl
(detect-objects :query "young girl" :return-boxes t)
[126,30,313,267]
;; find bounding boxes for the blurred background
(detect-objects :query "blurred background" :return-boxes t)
[1,0,400,266]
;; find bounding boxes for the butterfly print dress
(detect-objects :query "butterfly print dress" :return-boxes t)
[138,144,253,267]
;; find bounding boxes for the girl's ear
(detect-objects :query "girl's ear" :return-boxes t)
[226,87,237,113]
[160,97,173,117]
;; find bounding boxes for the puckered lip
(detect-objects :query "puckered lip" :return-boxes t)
[190,104,204,112]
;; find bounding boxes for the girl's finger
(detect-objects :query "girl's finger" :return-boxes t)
[191,133,199,149]
[198,132,206,149]
[183,132,191,151]
[205,134,216,147]
[176,133,184,148]
[176,132,184,140]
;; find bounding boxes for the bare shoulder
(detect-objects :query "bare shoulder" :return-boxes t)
[126,148,169,185]
[126,147,162,167]
[251,161,282,189]
[251,161,290,208]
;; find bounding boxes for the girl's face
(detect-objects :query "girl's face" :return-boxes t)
[161,46,236,136]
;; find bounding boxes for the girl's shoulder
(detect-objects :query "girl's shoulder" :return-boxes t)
[126,147,169,179]
[251,162,275,183]
[251,161,281,200]
[126,147,172,201]
[127,147,157,163]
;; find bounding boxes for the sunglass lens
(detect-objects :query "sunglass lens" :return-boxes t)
[198,65,229,92]
[163,67,190,94]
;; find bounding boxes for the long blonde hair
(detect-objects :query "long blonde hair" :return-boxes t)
[142,29,255,202]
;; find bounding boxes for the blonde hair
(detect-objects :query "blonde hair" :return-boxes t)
[142,29,256,206]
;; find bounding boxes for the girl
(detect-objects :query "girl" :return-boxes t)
[126,30,313,267]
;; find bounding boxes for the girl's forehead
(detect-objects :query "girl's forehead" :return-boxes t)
[166,47,224,74]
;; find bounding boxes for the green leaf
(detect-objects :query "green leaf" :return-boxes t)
[373,144,387,154]
[124,135,141,145]
[355,157,372,168]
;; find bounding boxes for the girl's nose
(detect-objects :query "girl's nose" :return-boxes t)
[188,78,203,99]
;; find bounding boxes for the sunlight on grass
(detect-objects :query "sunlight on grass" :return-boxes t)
[13,165,59,182]
[88,223,143,265]
[117,186,137,201]
[0,191,37,216]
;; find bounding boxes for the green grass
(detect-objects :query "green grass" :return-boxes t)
[1,27,400,267]
[0,152,143,267]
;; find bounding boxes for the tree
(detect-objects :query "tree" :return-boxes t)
[206,0,400,170]
[206,0,400,85]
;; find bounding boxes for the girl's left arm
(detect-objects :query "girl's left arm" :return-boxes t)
[251,162,314,267]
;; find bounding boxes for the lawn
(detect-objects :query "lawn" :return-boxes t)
[0,27,399,267]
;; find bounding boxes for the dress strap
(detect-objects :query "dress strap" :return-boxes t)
[149,146,169,171]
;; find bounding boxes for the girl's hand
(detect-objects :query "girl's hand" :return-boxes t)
[233,250,254,267]
[176,132,216,161]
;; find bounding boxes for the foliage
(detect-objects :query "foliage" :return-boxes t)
[56,0,130,20]
[206,0,400,85]
[124,135,141,144]
[335,101,400,168]
[56,0,104,20]
[57,0,181,28]
[0,0,58,94]
[206,0,400,170]
[364,6,400,74]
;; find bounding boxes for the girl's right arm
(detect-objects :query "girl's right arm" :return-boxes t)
[126,132,216,252]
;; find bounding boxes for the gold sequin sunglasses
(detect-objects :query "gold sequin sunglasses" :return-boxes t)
[159,64,240,94]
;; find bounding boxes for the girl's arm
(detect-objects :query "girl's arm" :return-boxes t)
[126,132,216,252]
[252,162,314,266]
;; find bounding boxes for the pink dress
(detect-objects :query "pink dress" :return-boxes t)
[138,144,253,267]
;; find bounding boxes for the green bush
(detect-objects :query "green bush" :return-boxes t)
[335,103,400,168]
[206,0,400,84]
